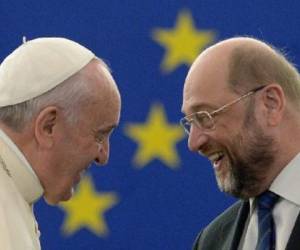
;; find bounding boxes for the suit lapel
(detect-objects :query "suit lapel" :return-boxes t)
[223,201,249,250]
[286,212,300,250]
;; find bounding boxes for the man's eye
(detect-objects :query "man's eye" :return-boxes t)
[94,132,104,143]
[195,113,210,123]
[95,136,104,143]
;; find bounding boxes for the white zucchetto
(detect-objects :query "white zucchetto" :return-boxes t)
[0,37,95,107]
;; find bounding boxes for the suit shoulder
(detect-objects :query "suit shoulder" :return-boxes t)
[193,200,246,250]
[207,200,243,229]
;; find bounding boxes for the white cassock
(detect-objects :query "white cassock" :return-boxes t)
[0,129,43,250]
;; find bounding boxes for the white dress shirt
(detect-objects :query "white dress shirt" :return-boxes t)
[239,153,300,250]
[0,129,44,250]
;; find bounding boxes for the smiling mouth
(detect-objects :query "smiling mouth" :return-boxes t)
[208,152,225,169]
[73,170,86,185]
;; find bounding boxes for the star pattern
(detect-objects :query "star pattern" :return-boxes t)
[59,175,119,237]
[152,9,216,72]
[125,103,185,169]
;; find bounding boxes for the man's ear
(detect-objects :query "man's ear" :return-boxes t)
[262,84,286,126]
[34,106,59,148]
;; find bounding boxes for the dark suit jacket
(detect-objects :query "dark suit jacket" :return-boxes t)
[193,200,300,250]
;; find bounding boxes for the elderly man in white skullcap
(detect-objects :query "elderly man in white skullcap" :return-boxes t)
[0,37,121,250]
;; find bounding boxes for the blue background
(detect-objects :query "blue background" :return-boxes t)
[1,1,299,249]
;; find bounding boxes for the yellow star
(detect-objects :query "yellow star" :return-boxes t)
[152,9,216,73]
[59,175,119,237]
[125,103,185,169]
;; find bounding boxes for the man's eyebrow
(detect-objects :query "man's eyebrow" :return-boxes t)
[98,124,117,133]
[182,103,219,115]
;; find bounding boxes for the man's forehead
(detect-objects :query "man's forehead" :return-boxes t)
[182,74,235,115]
[91,101,120,133]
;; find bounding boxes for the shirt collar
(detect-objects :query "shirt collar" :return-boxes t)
[269,152,300,206]
[0,129,43,204]
[248,152,300,213]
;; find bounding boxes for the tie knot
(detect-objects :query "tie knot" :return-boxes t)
[257,191,279,210]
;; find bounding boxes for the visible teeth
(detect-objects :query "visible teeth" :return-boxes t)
[208,152,224,162]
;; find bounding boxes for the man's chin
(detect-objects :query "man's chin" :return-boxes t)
[43,196,59,205]
[43,188,74,205]
[217,177,252,199]
[216,175,238,197]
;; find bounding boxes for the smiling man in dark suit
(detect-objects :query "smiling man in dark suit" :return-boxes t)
[181,37,300,250]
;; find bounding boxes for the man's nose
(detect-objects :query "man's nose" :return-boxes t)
[94,140,110,166]
[188,124,209,152]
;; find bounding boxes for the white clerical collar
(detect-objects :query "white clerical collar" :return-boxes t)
[0,129,43,204]
[0,129,37,177]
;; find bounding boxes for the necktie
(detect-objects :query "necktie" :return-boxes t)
[255,191,279,250]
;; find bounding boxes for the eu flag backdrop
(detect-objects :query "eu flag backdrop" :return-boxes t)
[1,1,300,249]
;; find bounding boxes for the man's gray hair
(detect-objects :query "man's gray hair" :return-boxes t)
[228,38,300,107]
